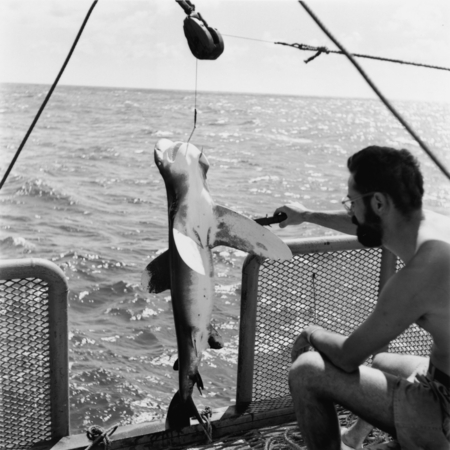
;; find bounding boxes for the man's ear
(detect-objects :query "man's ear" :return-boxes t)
[371,192,388,215]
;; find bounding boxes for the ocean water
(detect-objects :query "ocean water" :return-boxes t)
[0,83,449,433]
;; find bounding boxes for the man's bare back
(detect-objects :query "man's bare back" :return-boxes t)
[413,211,450,374]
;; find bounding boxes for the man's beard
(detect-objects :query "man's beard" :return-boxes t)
[352,206,383,248]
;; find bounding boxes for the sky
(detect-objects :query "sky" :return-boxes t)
[0,1,449,102]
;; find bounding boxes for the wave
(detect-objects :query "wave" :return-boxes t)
[153,130,174,137]
[55,251,129,269]
[207,119,229,126]
[240,119,261,126]
[69,280,137,307]
[15,179,76,205]
[249,175,280,184]
[0,236,35,253]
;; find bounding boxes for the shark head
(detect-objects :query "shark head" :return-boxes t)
[154,139,210,185]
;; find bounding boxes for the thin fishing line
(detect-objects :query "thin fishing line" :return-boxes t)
[187,58,198,144]
[222,33,274,44]
[0,0,99,191]
[299,1,450,182]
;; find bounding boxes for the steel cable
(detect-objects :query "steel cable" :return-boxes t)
[0,0,99,191]
[298,1,450,181]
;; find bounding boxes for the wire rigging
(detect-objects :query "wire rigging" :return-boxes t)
[276,42,450,71]
[298,1,450,182]
[2,1,449,188]
[221,33,274,44]
[0,0,99,191]
[224,34,450,72]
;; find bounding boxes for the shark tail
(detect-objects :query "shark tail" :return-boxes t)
[166,376,212,442]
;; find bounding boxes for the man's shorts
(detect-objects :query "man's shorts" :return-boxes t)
[393,368,450,449]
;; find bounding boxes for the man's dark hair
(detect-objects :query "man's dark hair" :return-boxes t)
[347,146,424,216]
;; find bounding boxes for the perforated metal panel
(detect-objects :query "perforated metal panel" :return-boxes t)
[238,237,433,403]
[0,259,69,450]
[0,278,52,448]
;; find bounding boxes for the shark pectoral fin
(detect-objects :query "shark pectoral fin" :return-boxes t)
[213,205,293,261]
[173,227,207,275]
[141,250,171,293]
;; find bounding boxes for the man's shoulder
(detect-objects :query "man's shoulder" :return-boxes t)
[381,240,449,304]
[414,239,450,271]
[392,240,450,309]
[419,210,450,248]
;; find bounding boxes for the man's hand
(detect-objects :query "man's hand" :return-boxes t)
[291,331,310,362]
[274,203,310,229]
[291,325,324,362]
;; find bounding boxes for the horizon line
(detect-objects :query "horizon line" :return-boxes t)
[1,81,446,105]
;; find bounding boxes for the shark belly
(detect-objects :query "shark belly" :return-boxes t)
[169,229,215,400]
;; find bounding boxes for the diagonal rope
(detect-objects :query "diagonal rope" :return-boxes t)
[0,0,99,191]
[223,34,450,72]
[275,41,450,71]
[298,1,450,182]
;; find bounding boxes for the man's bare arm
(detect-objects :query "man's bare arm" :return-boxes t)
[293,265,428,371]
[274,203,356,235]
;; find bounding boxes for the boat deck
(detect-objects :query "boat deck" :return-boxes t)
[170,413,396,450]
[50,402,395,450]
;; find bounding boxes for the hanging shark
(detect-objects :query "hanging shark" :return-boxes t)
[141,138,292,437]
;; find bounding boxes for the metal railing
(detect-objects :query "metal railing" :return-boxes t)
[0,237,434,450]
[236,236,432,405]
[0,258,69,449]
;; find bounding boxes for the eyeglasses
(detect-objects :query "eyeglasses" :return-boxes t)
[341,192,375,214]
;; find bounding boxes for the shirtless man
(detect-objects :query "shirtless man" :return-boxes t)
[275,146,450,450]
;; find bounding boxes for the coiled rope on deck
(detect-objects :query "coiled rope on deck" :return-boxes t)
[200,406,214,443]
[264,427,306,450]
[85,424,119,450]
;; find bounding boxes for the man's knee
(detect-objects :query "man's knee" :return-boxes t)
[371,352,391,371]
[289,351,325,393]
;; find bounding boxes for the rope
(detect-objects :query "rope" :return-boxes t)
[0,0,99,191]
[298,1,450,182]
[85,424,118,450]
[222,33,275,44]
[283,428,307,450]
[200,406,213,443]
[275,41,450,71]
[263,426,306,450]
[187,58,198,143]
[223,34,450,72]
